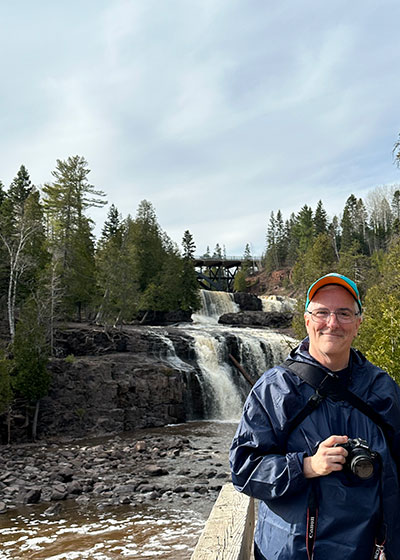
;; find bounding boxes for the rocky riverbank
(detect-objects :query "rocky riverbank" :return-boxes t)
[0,422,236,518]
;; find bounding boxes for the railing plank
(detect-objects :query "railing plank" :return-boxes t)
[191,483,255,560]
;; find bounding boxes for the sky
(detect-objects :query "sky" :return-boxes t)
[1,1,400,256]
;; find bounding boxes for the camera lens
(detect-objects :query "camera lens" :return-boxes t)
[350,456,374,479]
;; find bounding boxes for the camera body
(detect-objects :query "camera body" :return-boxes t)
[335,437,379,479]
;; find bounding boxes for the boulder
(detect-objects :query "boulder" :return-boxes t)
[219,311,293,328]
[233,292,262,311]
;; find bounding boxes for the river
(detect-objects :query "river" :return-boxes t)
[0,291,296,559]
[0,421,237,560]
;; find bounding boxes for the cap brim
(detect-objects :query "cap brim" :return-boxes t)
[308,276,359,303]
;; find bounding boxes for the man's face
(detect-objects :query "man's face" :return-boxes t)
[304,285,362,370]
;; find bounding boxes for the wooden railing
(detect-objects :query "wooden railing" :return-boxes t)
[190,483,255,560]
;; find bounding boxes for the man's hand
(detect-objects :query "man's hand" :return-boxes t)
[303,435,348,479]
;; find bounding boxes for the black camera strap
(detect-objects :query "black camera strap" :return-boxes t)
[283,359,395,444]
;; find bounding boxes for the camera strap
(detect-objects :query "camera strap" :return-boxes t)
[306,481,318,560]
[282,359,395,445]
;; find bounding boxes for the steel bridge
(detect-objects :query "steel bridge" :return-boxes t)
[193,256,262,292]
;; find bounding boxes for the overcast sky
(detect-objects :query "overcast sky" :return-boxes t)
[1,1,400,255]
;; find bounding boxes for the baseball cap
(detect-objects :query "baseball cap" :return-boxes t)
[305,273,362,312]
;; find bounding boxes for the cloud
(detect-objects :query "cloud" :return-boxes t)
[1,0,400,256]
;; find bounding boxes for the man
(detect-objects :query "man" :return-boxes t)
[230,273,400,559]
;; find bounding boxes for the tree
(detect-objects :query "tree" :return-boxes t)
[42,156,106,319]
[133,200,165,292]
[391,190,400,234]
[213,243,222,258]
[243,243,252,271]
[180,230,200,311]
[296,205,314,254]
[100,204,121,241]
[12,296,50,440]
[313,200,328,235]
[365,187,392,252]
[393,133,400,168]
[265,211,279,271]
[357,237,400,384]
[96,216,139,325]
[0,183,48,341]
[292,233,337,338]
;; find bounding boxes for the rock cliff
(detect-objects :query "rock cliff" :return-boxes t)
[35,324,202,441]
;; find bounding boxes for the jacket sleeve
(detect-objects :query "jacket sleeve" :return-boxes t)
[229,372,309,502]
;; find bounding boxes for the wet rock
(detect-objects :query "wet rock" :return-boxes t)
[233,292,262,311]
[134,441,147,452]
[44,503,62,516]
[145,465,169,477]
[219,310,293,328]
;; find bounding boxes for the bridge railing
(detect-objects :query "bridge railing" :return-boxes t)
[190,482,255,560]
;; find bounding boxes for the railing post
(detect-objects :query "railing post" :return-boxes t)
[190,482,255,560]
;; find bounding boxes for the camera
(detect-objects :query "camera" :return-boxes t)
[334,437,379,479]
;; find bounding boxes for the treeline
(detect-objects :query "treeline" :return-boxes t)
[261,133,400,384]
[0,156,200,439]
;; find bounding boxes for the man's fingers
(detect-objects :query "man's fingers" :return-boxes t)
[321,435,348,448]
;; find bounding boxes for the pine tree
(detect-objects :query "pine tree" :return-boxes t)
[265,211,279,271]
[133,200,165,292]
[42,156,106,319]
[100,204,121,242]
[96,217,139,325]
[180,230,200,311]
[313,200,328,235]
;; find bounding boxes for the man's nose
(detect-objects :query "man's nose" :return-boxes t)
[326,312,339,326]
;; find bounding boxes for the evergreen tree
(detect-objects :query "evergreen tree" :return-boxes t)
[291,233,337,338]
[213,243,222,258]
[357,237,400,383]
[42,156,106,319]
[133,200,165,292]
[243,243,252,271]
[265,211,279,271]
[8,165,33,212]
[12,296,50,440]
[313,200,328,235]
[96,217,139,325]
[100,204,121,242]
[180,230,200,311]
[275,209,287,265]
[296,205,314,254]
[391,190,400,234]
[340,195,368,254]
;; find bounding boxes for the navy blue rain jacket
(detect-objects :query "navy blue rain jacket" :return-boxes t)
[229,339,400,560]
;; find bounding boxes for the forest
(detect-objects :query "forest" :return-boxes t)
[0,133,400,436]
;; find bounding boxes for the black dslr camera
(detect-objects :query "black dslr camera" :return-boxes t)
[335,437,379,479]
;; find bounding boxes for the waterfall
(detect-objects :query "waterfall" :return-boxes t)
[192,290,240,324]
[191,331,243,420]
[148,291,298,422]
[260,295,297,313]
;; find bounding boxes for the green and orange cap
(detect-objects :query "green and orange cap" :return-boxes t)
[305,272,362,313]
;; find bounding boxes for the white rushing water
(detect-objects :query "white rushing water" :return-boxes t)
[260,294,297,313]
[191,290,240,324]
[176,290,298,421]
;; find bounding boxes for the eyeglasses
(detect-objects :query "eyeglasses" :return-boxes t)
[307,309,360,324]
